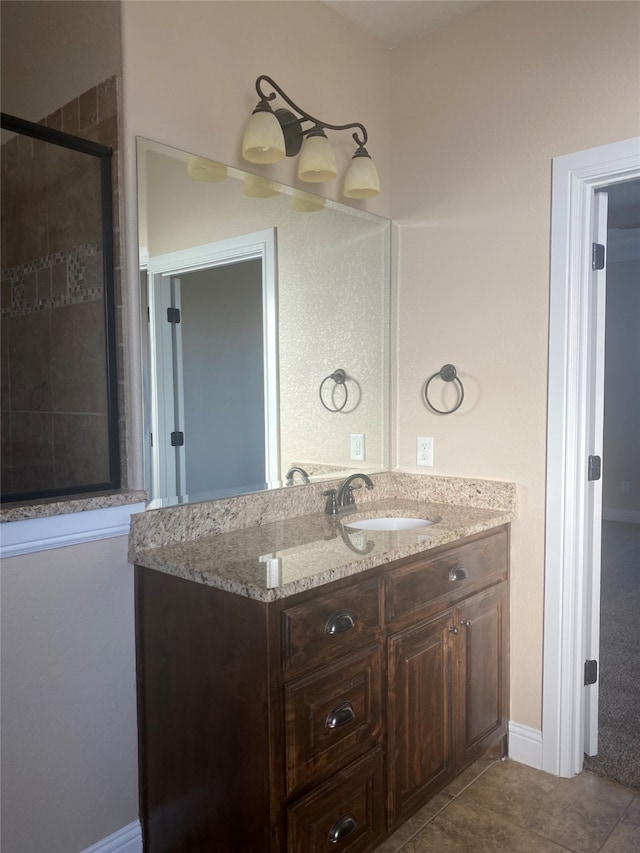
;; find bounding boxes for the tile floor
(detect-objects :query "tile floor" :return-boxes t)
[374,759,640,852]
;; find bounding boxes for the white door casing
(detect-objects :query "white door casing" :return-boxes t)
[583,191,608,757]
[146,229,279,501]
[543,137,640,778]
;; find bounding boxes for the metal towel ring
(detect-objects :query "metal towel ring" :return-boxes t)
[424,364,465,414]
[319,368,349,413]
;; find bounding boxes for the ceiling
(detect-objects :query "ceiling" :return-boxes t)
[321,0,491,48]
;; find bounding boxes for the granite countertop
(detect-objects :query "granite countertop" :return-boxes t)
[132,498,513,602]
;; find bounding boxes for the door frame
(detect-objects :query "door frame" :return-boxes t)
[542,137,640,777]
[146,229,279,501]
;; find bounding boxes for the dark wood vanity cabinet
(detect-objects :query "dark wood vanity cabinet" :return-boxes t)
[135,525,508,853]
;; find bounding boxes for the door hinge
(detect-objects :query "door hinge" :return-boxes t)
[584,659,598,685]
[170,431,184,447]
[167,307,181,324]
[588,455,601,481]
[592,243,605,271]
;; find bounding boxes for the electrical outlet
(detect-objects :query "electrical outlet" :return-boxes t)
[350,434,365,462]
[417,436,434,467]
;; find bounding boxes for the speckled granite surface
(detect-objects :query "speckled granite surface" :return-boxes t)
[130,474,515,602]
[1,489,147,522]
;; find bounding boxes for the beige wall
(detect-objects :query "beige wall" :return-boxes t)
[390,0,640,729]
[0,0,121,122]
[0,537,139,853]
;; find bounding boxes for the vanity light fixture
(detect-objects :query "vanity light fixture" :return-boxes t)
[186,156,227,182]
[242,75,380,199]
[243,173,280,198]
[291,189,325,213]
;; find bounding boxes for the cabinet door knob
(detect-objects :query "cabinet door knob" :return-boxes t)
[325,609,356,635]
[461,619,471,628]
[448,565,468,582]
[325,701,356,730]
[449,625,459,634]
[328,812,357,844]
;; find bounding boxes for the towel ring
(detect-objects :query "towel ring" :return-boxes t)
[424,364,464,414]
[319,368,349,413]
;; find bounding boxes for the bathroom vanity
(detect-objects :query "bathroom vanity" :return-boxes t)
[132,477,513,853]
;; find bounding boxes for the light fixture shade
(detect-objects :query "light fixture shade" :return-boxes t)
[244,174,280,198]
[242,109,286,164]
[297,133,337,183]
[343,151,380,199]
[291,189,325,213]
[187,156,228,182]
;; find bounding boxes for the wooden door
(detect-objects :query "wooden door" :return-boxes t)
[387,610,454,828]
[454,582,508,770]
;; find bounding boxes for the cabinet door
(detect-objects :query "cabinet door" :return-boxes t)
[455,582,508,770]
[387,610,454,829]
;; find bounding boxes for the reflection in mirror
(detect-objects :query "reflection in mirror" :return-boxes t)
[137,138,390,507]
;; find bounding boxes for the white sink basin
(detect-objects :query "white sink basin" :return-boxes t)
[345,516,434,532]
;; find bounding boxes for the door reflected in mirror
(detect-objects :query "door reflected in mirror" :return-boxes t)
[137,138,390,506]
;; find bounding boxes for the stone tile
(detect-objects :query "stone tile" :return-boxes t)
[53,412,110,488]
[443,758,495,797]
[374,791,454,852]
[457,761,634,853]
[402,799,566,852]
[62,97,79,135]
[7,312,52,412]
[50,300,107,415]
[10,410,54,494]
[97,76,117,121]
[601,796,640,852]
[79,86,98,131]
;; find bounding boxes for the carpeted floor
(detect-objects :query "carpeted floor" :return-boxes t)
[584,521,640,790]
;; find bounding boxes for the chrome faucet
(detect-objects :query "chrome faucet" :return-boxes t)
[285,466,310,486]
[336,473,374,511]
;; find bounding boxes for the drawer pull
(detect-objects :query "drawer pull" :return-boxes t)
[325,701,356,730]
[448,565,468,582]
[325,609,355,635]
[328,812,357,844]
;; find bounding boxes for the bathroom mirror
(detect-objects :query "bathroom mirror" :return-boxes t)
[137,138,390,506]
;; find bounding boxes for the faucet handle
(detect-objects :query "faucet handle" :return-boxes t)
[324,489,338,516]
[345,485,360,505]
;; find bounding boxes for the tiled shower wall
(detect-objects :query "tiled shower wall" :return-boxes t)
[1,76,127,497]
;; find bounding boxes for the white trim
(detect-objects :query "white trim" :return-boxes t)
[508,722,543,770]
[543,136,640,778]
[80,820,142,853]
[0,503,146,558]
[602,507,640,524]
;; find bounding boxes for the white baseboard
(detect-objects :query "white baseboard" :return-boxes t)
[602,507,640,524]
[80,820,142,853]
[508,721,543,770]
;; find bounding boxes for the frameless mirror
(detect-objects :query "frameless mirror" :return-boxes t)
[137,138,390,506]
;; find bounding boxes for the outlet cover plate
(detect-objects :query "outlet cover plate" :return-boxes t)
[417,436,434,467]
[351,434,365,462]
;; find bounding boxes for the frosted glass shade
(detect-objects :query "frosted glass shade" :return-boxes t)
[292,190,325,212]
[244,174,280,198]
[297,134,337,183]
[242,110,286,164]
[187,156,227,182]
[343,153,380,198]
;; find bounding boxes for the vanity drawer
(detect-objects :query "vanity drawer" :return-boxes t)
[386,528,508,623]
[287,747,385,853]
[281,576,382,672]
[284,644,383,795]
